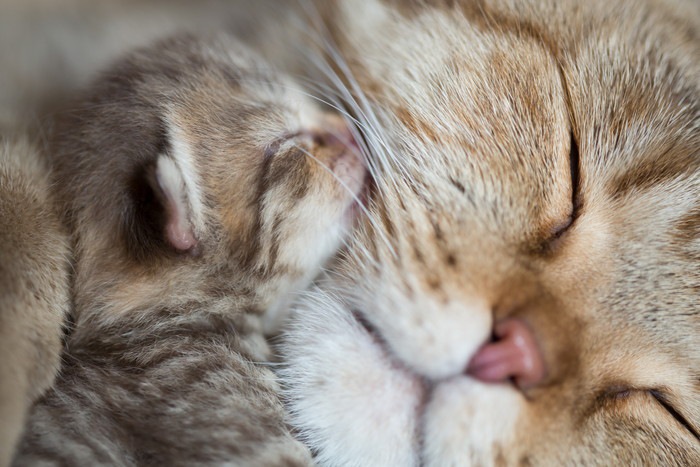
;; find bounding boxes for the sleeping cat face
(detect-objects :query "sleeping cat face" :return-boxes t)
[52,33,365,333]
[281,0,700,464]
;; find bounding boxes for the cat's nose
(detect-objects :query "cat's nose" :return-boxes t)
[466,318,546,389]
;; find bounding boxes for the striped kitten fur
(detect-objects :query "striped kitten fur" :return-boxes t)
[12,33,364,466]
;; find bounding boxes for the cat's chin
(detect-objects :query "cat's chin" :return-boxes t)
[281,288,525,466]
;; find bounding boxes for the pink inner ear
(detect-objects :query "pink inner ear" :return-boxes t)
[165,210,197,252]
[155,156,198,253]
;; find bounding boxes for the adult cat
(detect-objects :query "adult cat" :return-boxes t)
[279,0,700,465]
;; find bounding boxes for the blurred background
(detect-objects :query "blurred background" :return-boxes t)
[0,0,286,132]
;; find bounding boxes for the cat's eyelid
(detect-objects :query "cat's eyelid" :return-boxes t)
[540,131,580,247]
[263,131,302,161]
[601,387,700,441]
[568,130,582,217]
[648,389,700,442]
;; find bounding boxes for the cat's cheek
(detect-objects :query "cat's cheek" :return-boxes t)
[274,194,348,272]
[422,379,523,466]
[369,284,493,380]
[282,290,423,466]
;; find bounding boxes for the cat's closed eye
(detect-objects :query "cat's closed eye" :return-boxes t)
[276,0,699,464]
[648,390,699,442]
[545,131,580,246]
[601,386,699,442]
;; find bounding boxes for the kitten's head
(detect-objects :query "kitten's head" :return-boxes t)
[52,33,365,331]
[282,0,700,464]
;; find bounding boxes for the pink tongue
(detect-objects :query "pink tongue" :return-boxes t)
[466,318,546,389]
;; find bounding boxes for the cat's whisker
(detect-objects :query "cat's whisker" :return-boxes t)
[290,143,364,204]
[280,76,379,170]
[284,20,404,260]
[253,361,284,367]
[251,21,388,188]
[289,82,374,139]
[290,6,404,182]
[298,51,383,169]
[290,142,396,255]
[315,51,412,186]
[311,58,401,185]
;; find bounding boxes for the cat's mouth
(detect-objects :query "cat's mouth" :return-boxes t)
[349,308,432,455]
[351,309,432,390]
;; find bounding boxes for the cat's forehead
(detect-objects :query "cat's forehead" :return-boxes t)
[351,0,698,238]
[352,16,574,247]
[344,0,699,191]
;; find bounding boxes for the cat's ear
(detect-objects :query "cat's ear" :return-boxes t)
[152,154,199,253]
[124,120,205,260]
[149,117,209,256]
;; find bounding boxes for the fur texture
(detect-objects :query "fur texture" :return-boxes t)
[0,138,70,467]
[12,33,364,466]
[278,0,700,465]
[0,0,697,465]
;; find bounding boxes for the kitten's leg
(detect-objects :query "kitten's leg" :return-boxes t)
[0,138,70,467]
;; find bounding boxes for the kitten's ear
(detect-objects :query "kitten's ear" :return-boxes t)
[124,120,205,260]
[153,154,199,253]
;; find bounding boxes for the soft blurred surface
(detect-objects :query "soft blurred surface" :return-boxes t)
[0,0,285,131]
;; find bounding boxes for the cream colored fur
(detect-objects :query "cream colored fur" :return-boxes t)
[0,138,69,467]
[279,0,700,465]
[0,0,697,465]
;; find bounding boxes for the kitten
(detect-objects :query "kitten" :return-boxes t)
[278,0,700,465]
[0,138,70,467]
[12,33,365,466]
